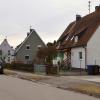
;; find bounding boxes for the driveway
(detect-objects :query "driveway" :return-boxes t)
[75,76,100,83]
[0,75,99,100]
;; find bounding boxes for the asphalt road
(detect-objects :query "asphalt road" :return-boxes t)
[0,75,99,100]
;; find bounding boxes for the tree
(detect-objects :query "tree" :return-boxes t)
[37,42,57,65]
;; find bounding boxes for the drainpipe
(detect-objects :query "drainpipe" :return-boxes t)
[84,46,87,71]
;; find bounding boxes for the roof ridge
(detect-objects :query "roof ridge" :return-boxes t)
[57,10,100,50]
[15,30,34,53]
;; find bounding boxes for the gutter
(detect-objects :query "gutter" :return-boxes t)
[84,46,87,70]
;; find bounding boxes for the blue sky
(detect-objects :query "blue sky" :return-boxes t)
[0,0,99,47]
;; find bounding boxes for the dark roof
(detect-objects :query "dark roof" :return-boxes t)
[57,7,100,50]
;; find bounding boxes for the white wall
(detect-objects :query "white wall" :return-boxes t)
[87,26,100,65]
[71,47,86,69]
[0,39,15,63]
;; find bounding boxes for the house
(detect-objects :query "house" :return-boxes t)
[15,29,46,64]
[0,39,15,63]
[55,6,100,69]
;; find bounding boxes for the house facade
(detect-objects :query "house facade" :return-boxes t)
[15,29,46,64]
[0,39,15,63]
[55,6,100,69]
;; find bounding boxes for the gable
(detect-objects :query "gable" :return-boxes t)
[16,29,45,54]
[57,9,100,50]
[0,39,14,51]
[87,26,100,46]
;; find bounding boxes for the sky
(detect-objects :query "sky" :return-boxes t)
[0,0,99,48]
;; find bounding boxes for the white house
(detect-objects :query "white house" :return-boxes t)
[56,6,100,69]
[0,39,15,63]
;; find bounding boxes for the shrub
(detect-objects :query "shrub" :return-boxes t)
[5,62,34,72]
[46,65,58,75]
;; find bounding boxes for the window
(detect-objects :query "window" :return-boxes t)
[37,45,42,48]
[66,36,69,41]
[71,36,74,41]
[75,36,78,42]
[79,52,82,59]
[26,45,30,50]
[8,50,10,55]
[25,55,30,60]
[8,57,10,62]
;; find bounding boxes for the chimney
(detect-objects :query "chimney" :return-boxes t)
[27,32,30,36]
[30,28,35,33]
[76,15,81,21]
[95,6,100,12]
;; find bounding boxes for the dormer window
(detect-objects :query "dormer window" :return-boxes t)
[66,36,69,41]
[26,45,30,50]
[75,36,78,43]
[71,36,74,41]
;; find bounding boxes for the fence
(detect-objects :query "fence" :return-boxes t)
[34,64,46,74]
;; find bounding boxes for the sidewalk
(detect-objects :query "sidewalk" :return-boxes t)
[4,69,100,98]
[4,69,51,81]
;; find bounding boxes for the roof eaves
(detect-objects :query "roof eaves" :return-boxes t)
[15,30,34,53]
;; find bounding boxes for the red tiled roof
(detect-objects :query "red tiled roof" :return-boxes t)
[57,7,100,50]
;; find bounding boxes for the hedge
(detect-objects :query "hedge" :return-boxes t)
[5,63,34,72]
[46,66,58,75]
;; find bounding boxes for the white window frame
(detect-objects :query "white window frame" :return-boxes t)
[25,55,30,60]
[79,52,83,60]
[75,36,78,42]
[66,36,69,41]
[37,45,42,48]
[71,36,74,41]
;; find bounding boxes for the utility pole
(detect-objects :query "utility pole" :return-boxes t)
[88,1,91,14]
[99,0,100,6]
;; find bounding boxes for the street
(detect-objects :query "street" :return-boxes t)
[0,75,99,100]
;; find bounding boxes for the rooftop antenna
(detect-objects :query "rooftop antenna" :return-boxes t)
[88,1,91,14]
[5,36,7,39]
[30,26,32,30]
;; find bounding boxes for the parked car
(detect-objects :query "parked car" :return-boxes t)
[0,58,5,74]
